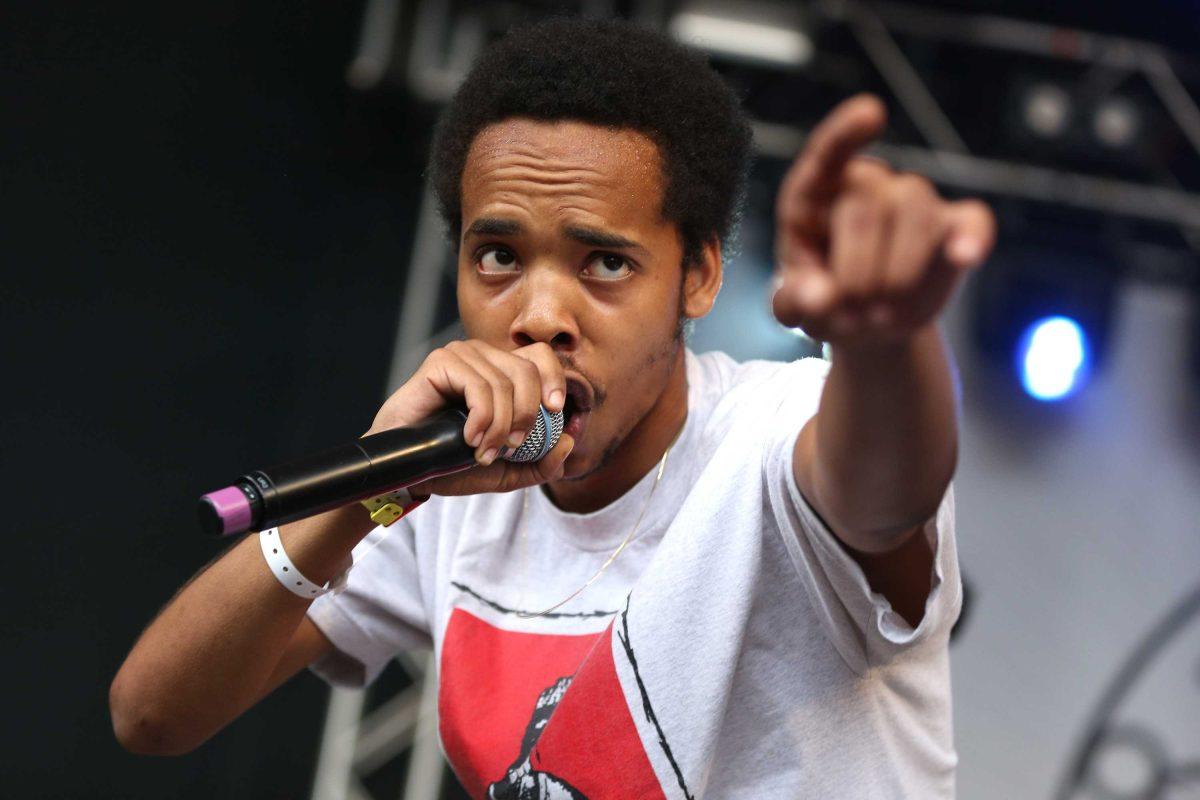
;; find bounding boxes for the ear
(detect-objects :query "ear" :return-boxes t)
[682,237,723,320]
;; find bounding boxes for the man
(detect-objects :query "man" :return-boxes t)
[111,18,994,799]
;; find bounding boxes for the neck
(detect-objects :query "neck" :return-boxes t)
[545,347,689,514]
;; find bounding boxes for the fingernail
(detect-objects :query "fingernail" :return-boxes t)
[508,430,526,447]
[470,431,483,448]
[480,447,498,465]
[951,237,983,266]
[548,390,564,411]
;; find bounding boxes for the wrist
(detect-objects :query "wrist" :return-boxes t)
[259,529,351,598]
[276,504,374,585]
[828,322,940,365]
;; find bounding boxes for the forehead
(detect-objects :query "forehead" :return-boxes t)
[460,118,666,228]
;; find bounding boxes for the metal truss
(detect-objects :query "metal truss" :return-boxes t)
[811,0,1200,231]
[311,2,1200,798]
[751,120,1200,230]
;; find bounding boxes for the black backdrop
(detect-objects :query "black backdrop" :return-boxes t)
[4,2,432,797]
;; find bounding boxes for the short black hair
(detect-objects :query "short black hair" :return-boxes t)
[428,17,753,266]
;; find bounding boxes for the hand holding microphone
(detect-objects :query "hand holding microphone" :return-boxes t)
[370,340,574,497]
[199,341,575,535]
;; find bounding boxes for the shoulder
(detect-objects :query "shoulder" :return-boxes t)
[688,349,830,418]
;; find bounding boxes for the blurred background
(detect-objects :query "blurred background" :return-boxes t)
[6,1,1200,798]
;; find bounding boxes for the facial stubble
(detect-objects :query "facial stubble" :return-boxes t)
[564,279,689,482]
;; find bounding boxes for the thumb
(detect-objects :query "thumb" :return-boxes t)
[411,434,575,496]
[494,433,576,492]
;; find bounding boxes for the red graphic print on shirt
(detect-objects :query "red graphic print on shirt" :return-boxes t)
[438,606,668,800]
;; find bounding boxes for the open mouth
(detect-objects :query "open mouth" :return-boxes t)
[562,378,593,440]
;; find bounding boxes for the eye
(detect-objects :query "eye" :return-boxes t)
[584,253,633,281]
[478,247,519,273]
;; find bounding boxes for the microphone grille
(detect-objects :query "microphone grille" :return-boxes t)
[503,406,564,463]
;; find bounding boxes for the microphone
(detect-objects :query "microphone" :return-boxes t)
[198,406,564,537]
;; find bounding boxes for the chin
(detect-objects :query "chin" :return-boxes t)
[559,450,593,481]
[558,433,622,482]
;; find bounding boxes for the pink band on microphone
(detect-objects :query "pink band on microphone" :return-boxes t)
[202,486,253,536]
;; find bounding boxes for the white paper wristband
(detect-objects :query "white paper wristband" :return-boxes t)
[258,528,345,599]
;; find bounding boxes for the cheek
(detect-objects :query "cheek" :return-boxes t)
[603,275,681,342]
[592,292,680,392]
[457,276,512,342]
[586,293,677,383]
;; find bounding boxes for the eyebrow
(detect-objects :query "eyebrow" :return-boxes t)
[464,217,646,253]
[563,224,644,252]
[465,217,522,238]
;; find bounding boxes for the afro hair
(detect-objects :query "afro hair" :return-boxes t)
[428,17,754,267]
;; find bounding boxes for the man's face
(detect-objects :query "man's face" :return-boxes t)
[457,118,689,479]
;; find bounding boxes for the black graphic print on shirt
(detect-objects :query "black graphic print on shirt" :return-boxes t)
[487,676,587,799]
[438,606,669,800]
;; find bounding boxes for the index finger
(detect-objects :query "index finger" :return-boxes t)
[777,94,888,226]
[513,342,567,413]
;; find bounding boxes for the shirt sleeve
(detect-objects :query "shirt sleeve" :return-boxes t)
[759,358,963,674]
[305,518,434,687]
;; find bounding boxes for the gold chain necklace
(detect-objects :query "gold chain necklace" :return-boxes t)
[516,437,675,619]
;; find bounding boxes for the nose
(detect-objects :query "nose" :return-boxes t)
[509,269,579,352]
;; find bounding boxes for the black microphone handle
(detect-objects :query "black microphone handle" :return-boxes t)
[211,408,475,534]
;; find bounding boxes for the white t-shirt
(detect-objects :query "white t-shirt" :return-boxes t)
[305,349,962,799]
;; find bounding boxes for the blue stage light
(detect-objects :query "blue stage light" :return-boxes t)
[1017,316,1090,401]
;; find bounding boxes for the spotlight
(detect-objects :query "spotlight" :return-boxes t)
[970,234,1122,403]
[1017,316,1091,401]
[1022,83,1072,139]
[1092,97,1140,149]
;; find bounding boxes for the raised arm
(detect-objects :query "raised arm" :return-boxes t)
[772,95,996,623]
